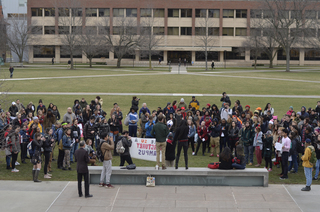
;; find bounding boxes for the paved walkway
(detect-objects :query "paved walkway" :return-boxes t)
[1,180,318,212]
[3,92,320,99]
[171,65,187,74]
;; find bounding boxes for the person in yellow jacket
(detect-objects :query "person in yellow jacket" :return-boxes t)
[301,138,314,191]
[28,117,43,133]
[189,96,200,111]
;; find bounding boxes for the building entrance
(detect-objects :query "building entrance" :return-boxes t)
[167,51,191,64]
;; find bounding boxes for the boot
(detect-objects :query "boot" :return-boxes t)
[185,158,188,170]
[34,170,42,183]
[32,170,36,181]
[301,186,311,191]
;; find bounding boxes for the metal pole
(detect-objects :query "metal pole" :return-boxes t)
[224,50,226,69]
[178,63,180,74]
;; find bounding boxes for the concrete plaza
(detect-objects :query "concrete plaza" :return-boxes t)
[0,180,318,212]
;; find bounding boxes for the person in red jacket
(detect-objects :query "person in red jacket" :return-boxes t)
[195,121,208,156]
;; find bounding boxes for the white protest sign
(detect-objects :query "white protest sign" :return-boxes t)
[129,137,162,162]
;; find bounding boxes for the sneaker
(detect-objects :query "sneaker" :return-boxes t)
[248,163,253,166]
[105,184,114,189]
[192,152,195,156]
[210,154,214,157]
[255,164,261,167]
[268,168,272,172]
[312,177,318,180]
[99,183,105,187]
[11,168,19,173]
[44,174,51,179]
[216,154,219,157]
[162,165,167,170]
[155,165,159,170]
[279,177,288,180]
[15,161,20,166]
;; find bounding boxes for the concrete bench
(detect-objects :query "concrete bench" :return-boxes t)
[10,63,23,67]
[88,166,269,187]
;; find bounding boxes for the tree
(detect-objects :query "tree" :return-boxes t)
[139,9,164,70]
[104,17,139,68]
[56,0,83,69]
[260,0,316,72]
[195,10,218,70]
[242,29,263,69]
[0,17,7,62]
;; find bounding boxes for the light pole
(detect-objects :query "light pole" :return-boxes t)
[224,50,226,69]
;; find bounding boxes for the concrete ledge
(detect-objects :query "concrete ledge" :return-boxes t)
[89,167,269,187]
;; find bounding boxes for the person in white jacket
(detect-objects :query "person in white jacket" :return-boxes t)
[253,127,263,167]
[220,103,232,120]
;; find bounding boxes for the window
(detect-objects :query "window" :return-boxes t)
[305,49,320,61]
[208,9,219,18]
[235,28,247,36]
[250,28,262,36]
[168,27,179,35]
[58,26,69,34]
[291,10,302,19]
[222,28,234,36]
[226,47,245,60]
[250,10,262,18]
[72,8,82,17]
[236,10,247,18]
[113,8,124,17]
[208,27,219,36]
[305,10,316,19]
[181,9,192,18]
[278,10,289,19]
[98,26,109,34]
[153,9,164,17]
[223,10,234,18]
[153,27,164,35]
[72,26,82,34]
[304,29,316,37]
[250,51,269,60]
[180,27,192,35]
[141,8,152,17]
[277,49,299,60]
[195,27,206,36]
[126,27,137,35]
[58,8,69,17]
[86,8,97,17]
[44,8,55,17]
[168,9,179,17]
[60,46,82,58]
[290,28,302,37]
[196,9,207,18]
[85,26,97,35]
[31,8,43,17]
[141,27,152,35]
[31,26,43,35]
[99,9,110,17]
[113,26,124,35]
[7,13,26,20]
[33,46,55,58]
[196,51,219,61]
[126,9,137,17]
[93,51,109,58]
[44,26,55,34]
[263,10,272,19]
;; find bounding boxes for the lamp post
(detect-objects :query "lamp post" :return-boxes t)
[224,50,226,69]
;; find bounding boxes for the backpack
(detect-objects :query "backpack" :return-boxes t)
[96,140,107,162]
[296,139,305,154]
[116,137,125,154]
[308,146,317,167]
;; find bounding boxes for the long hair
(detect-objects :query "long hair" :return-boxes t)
[220,147,232,162]
[177,120,188,139]
[236,145,244,157]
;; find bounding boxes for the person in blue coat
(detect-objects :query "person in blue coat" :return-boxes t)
[145,118,156,138]
[128,108,138,137]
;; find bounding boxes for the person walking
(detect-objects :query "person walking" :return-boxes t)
[52,57,54,65]
[99,132,114,188]
[74,140,92,198]
[9,66,14,78]
[211,61,215,69]
[174,120,189,170]
[301,139,315,191]
[151,115,169,170]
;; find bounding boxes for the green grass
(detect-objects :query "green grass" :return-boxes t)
[0,65,320,184]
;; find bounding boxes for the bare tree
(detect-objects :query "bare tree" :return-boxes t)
[103,16,139,68]
[139,9,164,70]
[55,0,83,69]
[260,0,316,72]
[242,29,263,69]
[195,10,218,70]
[0,17,7,62]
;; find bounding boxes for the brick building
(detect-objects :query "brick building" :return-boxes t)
[27,0,320,65]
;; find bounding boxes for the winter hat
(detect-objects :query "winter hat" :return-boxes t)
[297,112,301,116]
[305,138,311,143]
[256,107,262,111]
[245,105,250,108]
[289,106,293,110]
[33,117,38,120]
[167,102,171,106]
[266,130,272,136]
[181,107,185,110]
[269,120,274,124]
[207,103,211,107]
[12,102,16,105]
[180,98,185,102]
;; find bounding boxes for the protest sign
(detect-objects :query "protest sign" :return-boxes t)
[129,137,162,162]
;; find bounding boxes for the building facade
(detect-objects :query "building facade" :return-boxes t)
[27,0,320,65]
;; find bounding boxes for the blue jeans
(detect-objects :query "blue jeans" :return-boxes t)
[304,167,312,186]
[109,132,118,143]
[232,163,245,169]
[288,154,298,173]
[129,125,137,137]
[244,145,253,164]
[314,159,320,179]
[70,142,79,162]
[6,155,12,167]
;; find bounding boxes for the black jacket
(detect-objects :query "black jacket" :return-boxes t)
[174,126,189,142]
[314,142,320,159]
[98,122,110,136]
[83,121,95,139]
[74,148,89,173]
[82,110,92,124]
[9,106,19,117]
[131,100,139,112]
[219,154,233,169]
[43,134,53,152]
[119,136,132,156]
[228,127,239,139]
[108,118,119,132]
[71,125,81,141]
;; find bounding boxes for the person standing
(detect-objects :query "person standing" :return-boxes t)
[174,120,189,169]
[62,128,72,171]
[63,107,76,124]
[99,132,114,188]
[70,119,80,164]
[32,133,43,182]
[280,129,291,180]
[253,127,263,167]
[151,115,169,170]
[74,140,92,198]
[119,131,133,166]
[67,59,71,69]
[52,57,54,65]
[128,107,138,137]
[9,126,21,173]
[9,66,14,78]
[301,139,315,191]
[209,118,221,157]
[158,57,161,65]
[241,121,254,166]
[211,61,215,69]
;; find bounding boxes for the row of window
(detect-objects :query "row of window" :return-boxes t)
[250,9,320,19]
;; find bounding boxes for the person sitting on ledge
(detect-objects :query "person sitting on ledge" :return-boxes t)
[232,145,246,169]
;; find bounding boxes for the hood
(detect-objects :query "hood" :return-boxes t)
[213,118,218,124]
[301,106,306,112]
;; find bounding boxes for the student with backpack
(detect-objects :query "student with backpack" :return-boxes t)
[99,132,114,188]
[301,138,316,191]
[118,131,133,166]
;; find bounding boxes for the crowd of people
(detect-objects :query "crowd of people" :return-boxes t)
[1,93,320,191]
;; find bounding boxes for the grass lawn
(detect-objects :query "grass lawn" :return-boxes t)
[186,66,317,72]
[1,65,320,184]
